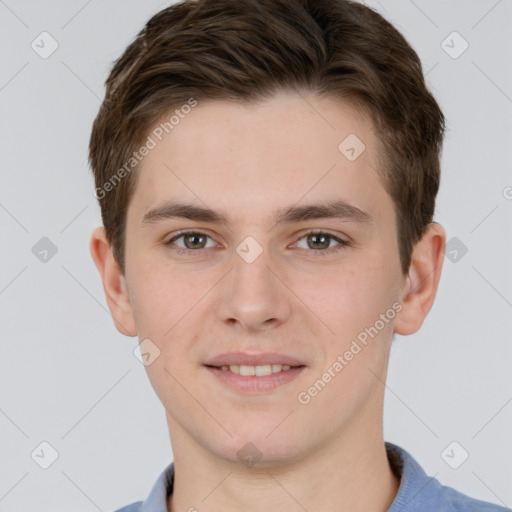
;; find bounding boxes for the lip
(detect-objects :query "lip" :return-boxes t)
[206,365,306,393]
[204,352,307,393]
[204,352,306,367]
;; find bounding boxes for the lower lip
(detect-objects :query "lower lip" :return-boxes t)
[205,366,306,393]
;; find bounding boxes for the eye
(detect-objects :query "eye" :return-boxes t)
[166,231,217,253]
[165,230,349,256]
[294,231,348,254]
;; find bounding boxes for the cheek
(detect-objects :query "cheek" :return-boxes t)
[306,262,400,387]
[127,259,205,337]
[306,262,395,337]
[298,264,397,415]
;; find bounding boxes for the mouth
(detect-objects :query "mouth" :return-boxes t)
[204,352,307,393]
[214,364,294,376]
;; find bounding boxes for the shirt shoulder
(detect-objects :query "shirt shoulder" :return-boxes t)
[441,485,510,512]
[112,462,174,512]
[386,442,510,512]
[112,502,143,512]
[411,482,510,512]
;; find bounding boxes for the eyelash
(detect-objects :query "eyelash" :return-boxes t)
[165,230,349,257]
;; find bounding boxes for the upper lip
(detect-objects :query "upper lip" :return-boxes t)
[205,352,306,367]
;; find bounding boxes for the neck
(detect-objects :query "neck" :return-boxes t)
[166,407,400,512]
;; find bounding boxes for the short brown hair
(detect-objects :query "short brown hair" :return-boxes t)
[89,0,445,275]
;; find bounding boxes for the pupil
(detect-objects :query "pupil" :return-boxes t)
[185,234,205,249]
[309,234,329,249]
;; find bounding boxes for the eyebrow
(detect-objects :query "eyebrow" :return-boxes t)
[141,199,372,227]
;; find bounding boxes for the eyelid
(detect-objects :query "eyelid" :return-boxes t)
[293,228,348,243]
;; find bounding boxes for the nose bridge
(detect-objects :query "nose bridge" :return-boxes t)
[233,241,274,295]
[216,237,291,330]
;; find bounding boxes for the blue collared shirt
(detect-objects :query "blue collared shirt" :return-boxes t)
[114,442,509,511]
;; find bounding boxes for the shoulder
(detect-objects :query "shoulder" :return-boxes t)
[440,485,510,512]
[112,502,143,512]
[111,462,174,512]
[386,443,509,512]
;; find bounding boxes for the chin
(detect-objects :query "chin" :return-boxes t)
[208,423,308,468]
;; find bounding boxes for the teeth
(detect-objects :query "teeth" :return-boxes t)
[219,364,292,375]
[240,365,256,376]
[255,365,271,376]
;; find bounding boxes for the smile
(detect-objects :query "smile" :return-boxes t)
[205,364,306,393]
[218,364,292,376]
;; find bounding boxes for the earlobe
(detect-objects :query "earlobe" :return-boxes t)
[89,226,137,337]
[394,223,446,336]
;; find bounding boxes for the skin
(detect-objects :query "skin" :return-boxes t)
[91,91,445,512]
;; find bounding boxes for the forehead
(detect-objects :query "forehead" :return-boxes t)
[129,91,390,224]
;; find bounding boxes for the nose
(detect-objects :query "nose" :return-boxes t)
[215,244,292,334]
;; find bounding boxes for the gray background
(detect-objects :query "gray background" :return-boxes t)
[0,0,511,510]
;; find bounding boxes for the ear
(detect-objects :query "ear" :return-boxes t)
[394,222,446,335]
[89,226,137,337]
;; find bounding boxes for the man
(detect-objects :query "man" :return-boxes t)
[89,0,508,510]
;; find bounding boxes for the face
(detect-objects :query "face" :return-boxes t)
[120,91,409,465]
